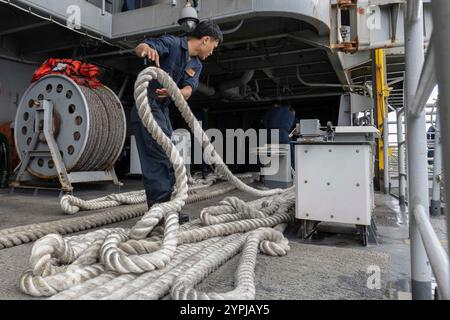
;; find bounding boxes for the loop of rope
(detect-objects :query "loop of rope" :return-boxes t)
[19,67,293,299]
[0,178,255,250]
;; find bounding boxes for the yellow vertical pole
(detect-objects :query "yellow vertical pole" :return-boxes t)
[375,48,388,174]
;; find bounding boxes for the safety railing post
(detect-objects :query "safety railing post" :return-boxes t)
[404,0,432,299]
[431,0,450,295]
[430,108,442,216]
[383,119,390,194]
[397,108,407,211]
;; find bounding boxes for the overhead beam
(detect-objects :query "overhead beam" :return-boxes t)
[0,21,52,36]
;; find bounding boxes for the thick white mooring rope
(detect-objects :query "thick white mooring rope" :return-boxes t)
[0,177,255,250]
[21,192,294,299]
[59,172,254,215]
[19,67,293,299]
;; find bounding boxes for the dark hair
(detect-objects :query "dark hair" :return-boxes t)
[189,20,223,44]
[275,98,289,106]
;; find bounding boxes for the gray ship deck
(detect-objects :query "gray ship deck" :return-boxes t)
[0,179,447,300]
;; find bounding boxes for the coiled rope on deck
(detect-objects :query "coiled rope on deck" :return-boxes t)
[21,191,294,298]
[19,67,292,299]
[0,177,255,250]
[59,172,254,215]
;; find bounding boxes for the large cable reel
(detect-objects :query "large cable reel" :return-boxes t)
[14,75,126,179]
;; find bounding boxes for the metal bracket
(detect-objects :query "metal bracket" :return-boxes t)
[41,100,73,191]
[11,100,73,192]
[333,0,359,53]
[337,0,357,9]
[11,99,122,193]
[331,1,432,53]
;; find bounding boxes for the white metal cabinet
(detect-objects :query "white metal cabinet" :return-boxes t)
[295,142,373,226]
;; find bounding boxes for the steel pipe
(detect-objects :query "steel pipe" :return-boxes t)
[407,0,422,22]
[221,20,244,35]
[409,36,437,118]
[0,54,39,65]
[383,120,390,194]
[396,108,407,211]
[431,1,450,293]
[414,205,450,300]
[0,21,52,36]
[79,49,135,60]
[404,0,432,300]
[430,108,442,216]
[296,67,366,90]
[118,75,130,99]
[197,83,216,97]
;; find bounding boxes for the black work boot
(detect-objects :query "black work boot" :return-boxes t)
[152,194,190,225]
[178,212,190,225]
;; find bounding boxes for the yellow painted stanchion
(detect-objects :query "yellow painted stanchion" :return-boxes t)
[375,48,391,193]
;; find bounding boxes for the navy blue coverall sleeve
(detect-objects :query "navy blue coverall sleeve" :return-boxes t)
[181,62,203,92]
[144,35,176,58]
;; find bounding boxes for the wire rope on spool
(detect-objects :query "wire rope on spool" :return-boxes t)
[14,75,126,179]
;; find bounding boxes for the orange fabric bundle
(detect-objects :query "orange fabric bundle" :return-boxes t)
[31,58,102,88]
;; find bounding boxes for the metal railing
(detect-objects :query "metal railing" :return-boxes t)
[413,205,449,299]
[403,0,450,300]
[409,37,437,118]
[86,0,115,14]
[388,107,440,189]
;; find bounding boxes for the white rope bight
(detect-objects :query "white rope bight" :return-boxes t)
[59,172,255,215]
[0,176,255,250]
[19,67,294,299]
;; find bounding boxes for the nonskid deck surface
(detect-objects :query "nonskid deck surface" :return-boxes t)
[0,181,446,300]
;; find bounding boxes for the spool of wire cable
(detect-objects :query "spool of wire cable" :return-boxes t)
[14,75,126,179]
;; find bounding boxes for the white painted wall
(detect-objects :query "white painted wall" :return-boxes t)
[0,60,35,124]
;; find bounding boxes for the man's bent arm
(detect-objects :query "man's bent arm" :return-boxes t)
[180,86,193,100]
